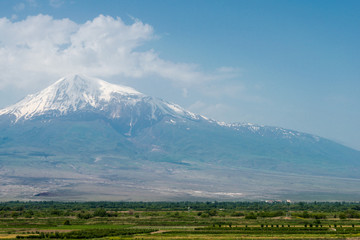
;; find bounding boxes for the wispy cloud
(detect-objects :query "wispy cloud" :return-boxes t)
[0,14,239,91]
[13,0,38,12]
[49,0,64,8]
[26,0,38,8]
[13,3,25,12]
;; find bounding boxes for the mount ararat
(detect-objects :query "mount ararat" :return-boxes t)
[0,74,359,201]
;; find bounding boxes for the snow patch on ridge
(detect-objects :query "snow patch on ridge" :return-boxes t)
[216,121,321,141]
[98,79,141,101]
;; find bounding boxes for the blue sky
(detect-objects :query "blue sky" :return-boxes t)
[0,0,359,150]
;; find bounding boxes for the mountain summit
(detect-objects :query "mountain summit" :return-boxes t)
[0,74,139,120]
[0,75,360,201]
[0,74,198,124]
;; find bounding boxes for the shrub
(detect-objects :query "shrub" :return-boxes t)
[207,209,218,216]
[93,208,107,217]
[230,211,245,217]
[63,220,71,225]
[77,212,92,219]
[339,213,347,219]
[245,212,257,219]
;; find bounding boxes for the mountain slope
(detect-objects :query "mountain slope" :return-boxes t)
[0,74,359,201]
[0,74,201,135]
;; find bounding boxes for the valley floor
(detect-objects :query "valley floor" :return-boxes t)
[1,202,360,239]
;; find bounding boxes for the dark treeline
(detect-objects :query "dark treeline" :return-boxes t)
[0,201,360,212]
[16,229,156,239]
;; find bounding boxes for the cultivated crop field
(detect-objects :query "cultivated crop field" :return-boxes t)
[0,201,360,239]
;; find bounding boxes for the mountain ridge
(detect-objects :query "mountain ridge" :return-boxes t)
[0,74,324,142]
[0,74,359,201]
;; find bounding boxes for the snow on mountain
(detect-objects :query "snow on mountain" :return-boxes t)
[0,74,200,122]
[214,120,320,142]
[1,74,360,202]
[0,74,140,120]
[0,74,319,141]
[229,122,320,141]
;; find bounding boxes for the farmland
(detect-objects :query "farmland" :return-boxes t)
[0,201,360,239]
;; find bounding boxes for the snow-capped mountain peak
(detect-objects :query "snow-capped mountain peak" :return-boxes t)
[0,74,319,142]
[0,74,144,121]
[0,74,200,123]
[54,74,142,100]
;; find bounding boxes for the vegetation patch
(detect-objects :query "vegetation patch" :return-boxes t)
[0,201,359,239]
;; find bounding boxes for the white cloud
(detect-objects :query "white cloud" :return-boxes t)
[49,0,64,8]
[0,14,239,92]
[26,0,38,8]
[13,3,25,12]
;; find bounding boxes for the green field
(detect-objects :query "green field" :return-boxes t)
[0,201,360,239]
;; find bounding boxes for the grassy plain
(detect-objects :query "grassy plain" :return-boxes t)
[0,202,360,239]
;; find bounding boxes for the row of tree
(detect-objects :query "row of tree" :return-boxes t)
[1,201,360,212]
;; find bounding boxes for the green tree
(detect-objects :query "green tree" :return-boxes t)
[207,209,218,216]
[339,213,347,219]
[93,208,107,217]
[245,212,257,219]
